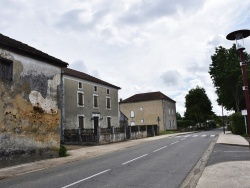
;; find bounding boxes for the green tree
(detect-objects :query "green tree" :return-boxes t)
[209,44,250,112]
[176,112,182,120]
[184,86,213,127]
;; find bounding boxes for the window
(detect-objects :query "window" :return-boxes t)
[140,107,143,111]
[130,111,135,118]
[172,120,175,126]
[93,94,99,108]
[106,97,111,109]
[78,82,82,89]
[141,119,144,124]
[107,89,110,95]
[169,109,171,115]
[78,92,84,106]
[169,120,172,127]
[0,57,13,80]
[131,121,135,126]
[107,117,111,128]
[172,109,174,115]
[78,115,84,129]
[94,86,97,92]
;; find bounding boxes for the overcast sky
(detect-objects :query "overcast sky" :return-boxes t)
[1,0,250,116]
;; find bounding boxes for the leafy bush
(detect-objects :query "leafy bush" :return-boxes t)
[231,112,246,135]
[59,144,68,157]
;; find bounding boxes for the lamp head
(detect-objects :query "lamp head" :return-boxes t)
[226,29,250,51]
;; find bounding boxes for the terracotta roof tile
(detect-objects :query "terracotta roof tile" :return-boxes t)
[0,33,68,67]
[62,68,121,89]
[120,91,175,103]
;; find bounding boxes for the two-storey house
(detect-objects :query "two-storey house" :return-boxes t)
[61,68,121,139]
[120,91,177,131]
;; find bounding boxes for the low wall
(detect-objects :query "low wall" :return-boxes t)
[99,132,126,144]
[130,131,147,140]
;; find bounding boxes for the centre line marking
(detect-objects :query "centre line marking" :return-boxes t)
[153,146,167,152]
[61,169,111,188]
[170,141,179,145]
[122,154,148,165]
[224,151,250,153]
[181,138,186,140]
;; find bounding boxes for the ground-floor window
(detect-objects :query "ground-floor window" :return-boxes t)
[78,115,84,129]
[107,116,111,128]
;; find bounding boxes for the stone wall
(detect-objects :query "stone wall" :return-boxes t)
[99,132,126,144]
[130,131,147,139]
[0,49,61,165]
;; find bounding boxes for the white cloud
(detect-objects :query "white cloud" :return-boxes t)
[0,0,249,117]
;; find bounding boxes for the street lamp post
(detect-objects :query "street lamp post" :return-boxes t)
[226,29,250,135]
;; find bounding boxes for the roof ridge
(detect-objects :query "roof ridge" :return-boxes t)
[121,91,175,103]
[0,33,68,67]
[62,67,121,89]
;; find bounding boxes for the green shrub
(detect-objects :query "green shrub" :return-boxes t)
[177,120,195,128]
[231,112,246,135]
[59,144,68,157]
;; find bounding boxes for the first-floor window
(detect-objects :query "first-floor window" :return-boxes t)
[107,117,111,128]
[169,120,172,127]
[78,115,84,129]
[130,111,135,118]
[93,94,99,108]
[78,92,84,106]
[0,57,13,80]
[106,97,111,109]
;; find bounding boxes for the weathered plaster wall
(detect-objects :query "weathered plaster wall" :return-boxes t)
[0,49,61,163]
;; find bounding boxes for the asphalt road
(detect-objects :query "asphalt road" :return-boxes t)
[207,143,250,166]
[0,129,221,188]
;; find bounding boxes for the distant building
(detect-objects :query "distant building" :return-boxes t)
[120,91,177,131]
[61,68,121,140]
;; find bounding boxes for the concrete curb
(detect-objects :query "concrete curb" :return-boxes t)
[180,135,219,188]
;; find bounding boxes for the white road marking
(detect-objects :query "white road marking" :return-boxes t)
[153,146,167,152]
[192,135,198,137]
[210,135,215,137]
[183,135,190,137]
[170,141,179,145]
[181,138,186,140]
[176,136,182,138]
[61,169,111,188]
[224,151,250,153]
[122,154,148,165]
[201,135,206,137]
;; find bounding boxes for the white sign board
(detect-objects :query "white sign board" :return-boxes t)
[241,110,247,116]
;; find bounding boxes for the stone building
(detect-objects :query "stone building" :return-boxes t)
[0,33,68,164]
[120,91,177,131]
[61,68,121,141]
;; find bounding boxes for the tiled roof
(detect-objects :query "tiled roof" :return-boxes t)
[62,68,121,89]
[0,33,68,67]
[120,91,175,103]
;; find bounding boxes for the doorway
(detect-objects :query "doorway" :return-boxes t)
[93,117,99,135]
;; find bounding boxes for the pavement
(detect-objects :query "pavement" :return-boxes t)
[196,131,250,188]
[0,130,249,188]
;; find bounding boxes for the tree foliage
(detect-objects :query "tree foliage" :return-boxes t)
[209,44,250,112]
[184,86,213,126]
